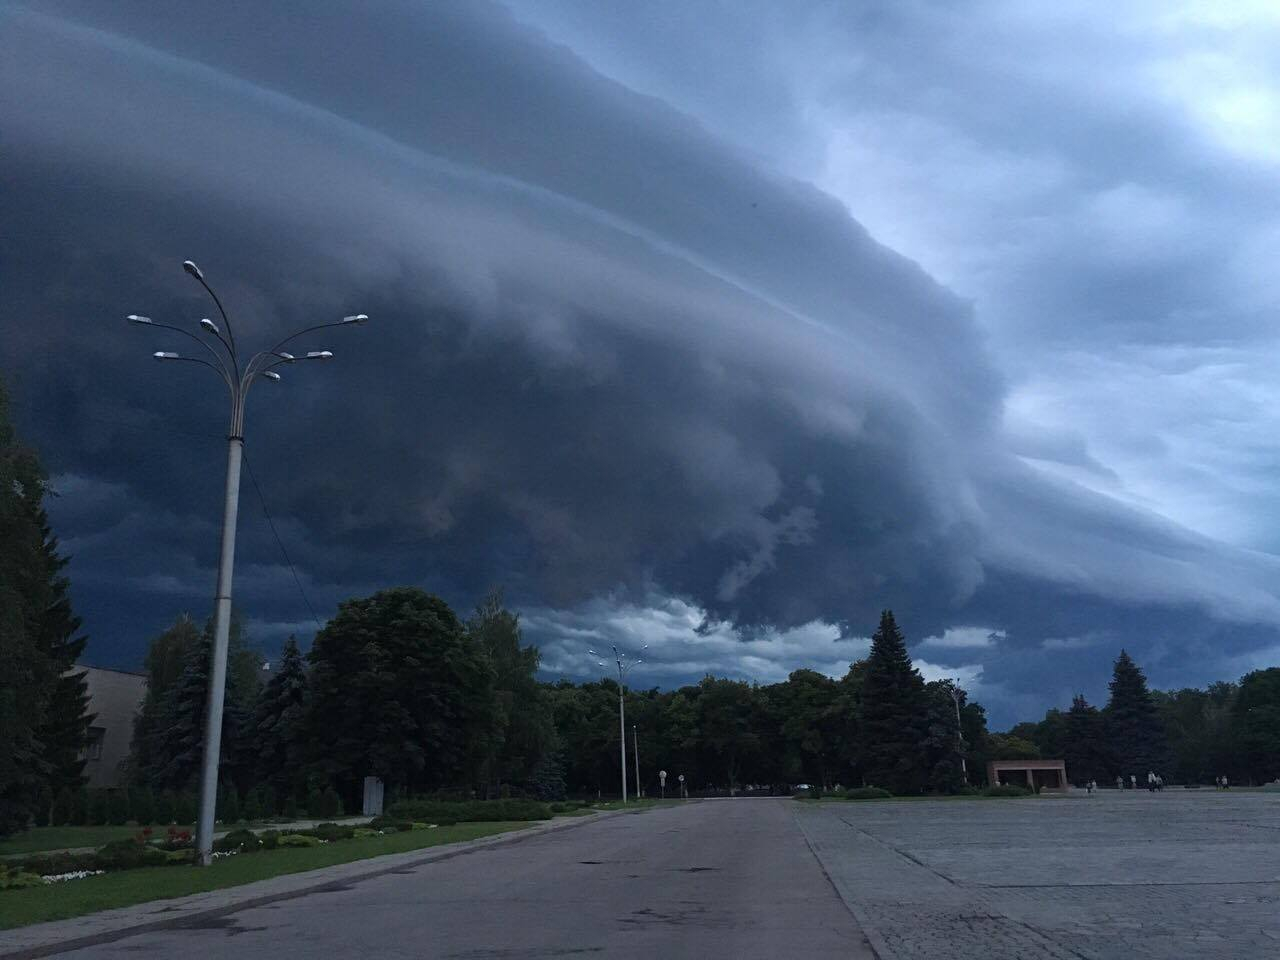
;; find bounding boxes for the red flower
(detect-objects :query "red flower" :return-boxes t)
[142,827,154,837]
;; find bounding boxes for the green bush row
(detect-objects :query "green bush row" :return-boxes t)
[40,784,346,827]
[982,784,1034,797]
[387,798,553,824]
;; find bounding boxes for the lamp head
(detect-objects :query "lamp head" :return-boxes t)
[182,260,204,280]
[342,314,369,325]
[199,318,221,335]
[306,350,334,360]
[127,315,153,325]
[274,351,295,361]
[263,370,282,381]
[153,351,180,360]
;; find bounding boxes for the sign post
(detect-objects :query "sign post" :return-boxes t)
[678,773,686,799]
[659,769,667,799]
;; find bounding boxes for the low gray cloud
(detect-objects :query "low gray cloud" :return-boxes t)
[2,1,1279,726]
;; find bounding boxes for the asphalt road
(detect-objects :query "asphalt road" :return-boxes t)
[60,800,875,959]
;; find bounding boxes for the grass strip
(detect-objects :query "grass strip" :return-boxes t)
[0,821,525,930]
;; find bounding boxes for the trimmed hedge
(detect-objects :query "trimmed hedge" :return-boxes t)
[983,784,1033,797]
[386,799,552,824]
[839,786,893,800]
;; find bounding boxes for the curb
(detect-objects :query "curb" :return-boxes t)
[0,811,624,959]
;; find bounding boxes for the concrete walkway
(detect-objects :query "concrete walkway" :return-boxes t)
[0,813,614,959]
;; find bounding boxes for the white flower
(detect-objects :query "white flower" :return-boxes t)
[42,870,106,883]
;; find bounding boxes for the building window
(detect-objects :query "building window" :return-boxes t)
[86,727,105,761]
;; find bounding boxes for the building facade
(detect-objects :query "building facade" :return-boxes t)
[77,665,147,788]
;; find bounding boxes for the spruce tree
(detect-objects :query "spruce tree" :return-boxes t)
[860,610,929,794]
[1104,650,1169,777]
[253,636,309,797]
[1,378,85,836]
[1061,694,1109,784]
[30,508,92,798]
[131,614,201,781]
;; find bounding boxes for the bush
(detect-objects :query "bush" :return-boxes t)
[387,799,552,824]
[217,785,241,823]
[105,789,130,825]
[214,828,261,853]
[166,848,196,864]
[842,787,893,801]
[277,833,321,848]
[259,829,280,850]
[130,786,156,825]
[51,787,77,827]
[283,795,299,819]
[93,838,167,871]
[353,827,379,839]
[72,788,89,826]
[33,785,52,827]
[174,792,196,825]
[369,815,412,832]
[983,784,1033,798]
[307,822,355,842]
[317,786,343,819]
[0,864,45,890]
[16,851,98,876]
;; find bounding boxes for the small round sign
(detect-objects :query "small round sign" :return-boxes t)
[678,774,685,782]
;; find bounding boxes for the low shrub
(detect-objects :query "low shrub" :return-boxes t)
[411,822,431,830]
[15,851,97,877]
[277,833,321,848]
[93,838,167,871]
[842,786,893,800]
[307,822,356,842]
[983,784,1033,798]
[214,828,262,853]
[352,827,379,839]
[166,848,196,864]
[259,829,280,850]
[387,798,552,824]
[51,786,77,827]
[0,864,45,890]
[105,789,130,826]
[154,791,177,826]
[369,815,412,832]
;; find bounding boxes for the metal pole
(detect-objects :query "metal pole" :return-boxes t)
[633,724,641,799]
[951,684,968,786]
[195,433,244,865]
[618,678,627,803]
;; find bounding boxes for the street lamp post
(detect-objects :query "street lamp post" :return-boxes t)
[949,680,968,786]
[589,644,645,803]
[128,260,368,865]
[633,723,641,799]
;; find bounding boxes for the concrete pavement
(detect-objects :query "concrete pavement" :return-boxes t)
[15,800,874,959]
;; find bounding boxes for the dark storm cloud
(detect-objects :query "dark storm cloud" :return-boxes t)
[2,0,1278,724]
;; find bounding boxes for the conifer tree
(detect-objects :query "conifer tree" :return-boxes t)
[1104,650,1169,776]
[1061,694,1109,784]
[860,610,929,793]
[253,635,309,797]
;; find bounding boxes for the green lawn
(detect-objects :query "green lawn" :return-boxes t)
[0,821,526,930]
[587,798,682,812]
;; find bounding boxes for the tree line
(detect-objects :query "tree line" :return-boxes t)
[5,369,1280,840]
[1003,650,1280,786]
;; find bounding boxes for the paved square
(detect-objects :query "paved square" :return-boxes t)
[796,791,1280,959]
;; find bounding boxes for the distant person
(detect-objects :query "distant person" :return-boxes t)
[1147,771,1156,792]
[1116,775,1124,791]
[1217,775,1224,789]
[1222,775,1229,790]
[1130,774,1137,790]
[1085,780,1094,795]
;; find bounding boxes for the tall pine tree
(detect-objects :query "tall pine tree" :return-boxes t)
[0,377,89,835]
[1061,694,1109,784]
[860,610,929,794]
[1104,650,1168,777]
[130,614,202,782]
[253,635,309,800]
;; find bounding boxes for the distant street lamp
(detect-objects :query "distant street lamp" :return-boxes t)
[949,680,968,786]
[128,261,368,865]
[633,723,641,798]
[589,643,645,803]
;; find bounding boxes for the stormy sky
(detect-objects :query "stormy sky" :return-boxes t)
[3,1,1280,726]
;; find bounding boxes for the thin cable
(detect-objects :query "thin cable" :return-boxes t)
[240,446,324,633]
